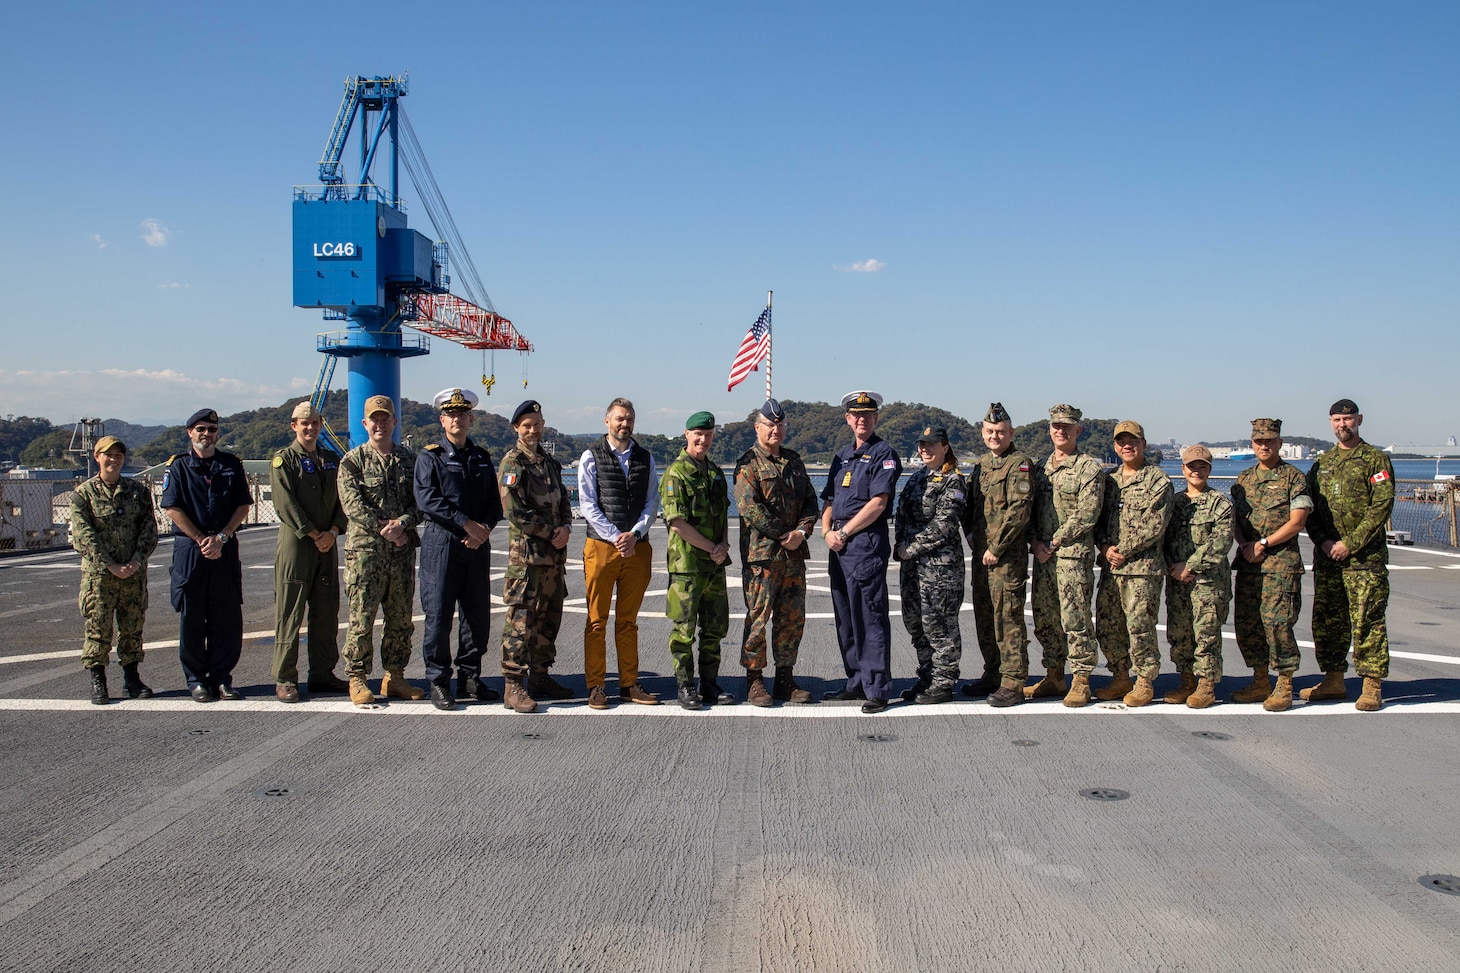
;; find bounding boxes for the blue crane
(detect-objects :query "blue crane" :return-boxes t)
[293,75,531,451]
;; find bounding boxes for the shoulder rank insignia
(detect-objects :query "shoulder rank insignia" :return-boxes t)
[166,454,179,466]
[271,454,284,468]
[425,443,443,452]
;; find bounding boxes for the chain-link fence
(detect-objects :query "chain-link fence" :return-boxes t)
[141,474,282,536]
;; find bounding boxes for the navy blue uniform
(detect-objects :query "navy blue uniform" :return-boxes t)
[414,437,504,686]
[821,435,901,700]
[159,449,252,690]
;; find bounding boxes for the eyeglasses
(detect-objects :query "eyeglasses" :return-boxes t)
[193,425,219,434]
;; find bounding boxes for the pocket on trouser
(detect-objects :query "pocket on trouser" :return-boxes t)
[665,574,696,624]
[501,574,529,608]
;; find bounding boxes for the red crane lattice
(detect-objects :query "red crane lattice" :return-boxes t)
[399,290,533,352]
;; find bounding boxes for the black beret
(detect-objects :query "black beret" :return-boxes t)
[512,400,543,425]
[186,409,219,429]
[1329,398,1360,416]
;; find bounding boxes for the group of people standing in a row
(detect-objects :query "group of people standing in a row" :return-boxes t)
[68,389,1394,715]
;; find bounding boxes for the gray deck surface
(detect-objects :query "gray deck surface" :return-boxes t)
[2,524,1458,972]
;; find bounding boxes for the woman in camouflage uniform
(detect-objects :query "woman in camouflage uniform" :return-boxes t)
[893,427,968,704]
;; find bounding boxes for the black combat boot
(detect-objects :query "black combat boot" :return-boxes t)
[88,666,110,705]
[121,663,153,699]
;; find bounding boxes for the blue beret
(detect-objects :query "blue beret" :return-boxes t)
[760,398,785,423]
[512,400,543,425]
[186,409,219,428]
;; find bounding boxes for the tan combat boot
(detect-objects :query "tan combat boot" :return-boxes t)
[1164,672,1198,705]
[1123,675,1155,707]
[381,669,425,701]
[348,676,375,706]
[1062,673,1091,708]
[1095,671,1134,701]
[1023,667,1068,699]
[1300,670,1347,702]
[503,676,538,714]
[1355,676,1383,712]
[1263,673,1294,712]
[1186,677,1218,709]
[1230,666,1271,704]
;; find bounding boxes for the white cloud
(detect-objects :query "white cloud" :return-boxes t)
[139,218,171,247]
[92,234,107,250]
[158,282,189,290]
[0,368,307,424]
[837,258,886,273]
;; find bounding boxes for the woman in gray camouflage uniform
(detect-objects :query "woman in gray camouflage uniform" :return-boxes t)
[893,426,968,704]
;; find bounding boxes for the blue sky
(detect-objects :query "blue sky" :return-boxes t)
[3,1,1456,447]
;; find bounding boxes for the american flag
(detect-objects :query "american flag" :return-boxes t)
[726,306,772,391]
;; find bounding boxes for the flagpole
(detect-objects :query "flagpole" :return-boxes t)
[764,290,773,400]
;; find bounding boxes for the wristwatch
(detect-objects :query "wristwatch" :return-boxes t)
[1257,536,1269,549]
[216,531,232,544]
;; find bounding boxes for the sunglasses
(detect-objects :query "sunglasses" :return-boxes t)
[193,425,219,434]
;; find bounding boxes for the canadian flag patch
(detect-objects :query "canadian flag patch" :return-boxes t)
[1370,470,1391,484]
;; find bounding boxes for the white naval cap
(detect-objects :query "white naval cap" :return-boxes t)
[840,390,883,412]
[433,387,480,412]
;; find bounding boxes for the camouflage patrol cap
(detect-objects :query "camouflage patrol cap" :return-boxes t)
[290,400,321,421]
[1251,418,1282,438]
[1180,444,1213,465]
[93,436,126,456]
[985,402,1011,424]
[1329,398,1360,416]
[1113,420,1145,439]
[1048,404,1082,424]
[918,425,949,445]
[363,395,395,418]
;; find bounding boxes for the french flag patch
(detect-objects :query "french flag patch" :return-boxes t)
[1370,470,1391,484]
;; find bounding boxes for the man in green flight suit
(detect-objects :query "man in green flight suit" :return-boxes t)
[1304,398,1396,712]
[661,410,733,710]
[270,400,350,703]
[70,435,159,704]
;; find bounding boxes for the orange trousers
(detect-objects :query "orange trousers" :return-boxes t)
[582,537,653,689]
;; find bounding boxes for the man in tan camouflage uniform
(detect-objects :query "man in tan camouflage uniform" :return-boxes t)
[1163,444,1233,709]
[1304,398,1396,712]
[270,400,350,703]
[735,398,820,707]
[1029,404,1106,707]
[1094,420,1173,707]
[70,435,158,704]
[964,403,1035,707]
[497,400,574,714]
[1230,418,1311,712]
[337,395,424,706]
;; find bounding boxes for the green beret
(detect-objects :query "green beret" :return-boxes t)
[685,411,716,431]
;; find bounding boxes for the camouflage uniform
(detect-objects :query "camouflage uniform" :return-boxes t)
[734,443,819,672]
[337,443,420,677]
[70,476,158,668]
[967,446,1035,682]
[497,440,573,679]
[895,466,968,690]
[1164,488,1234,681]
[1094,465,1173,680]
[1231,461,1311,674]
[1305,440,1395,677]
[270,440,348,683]
[660,449,730,685]
[1030,452,1105,675]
